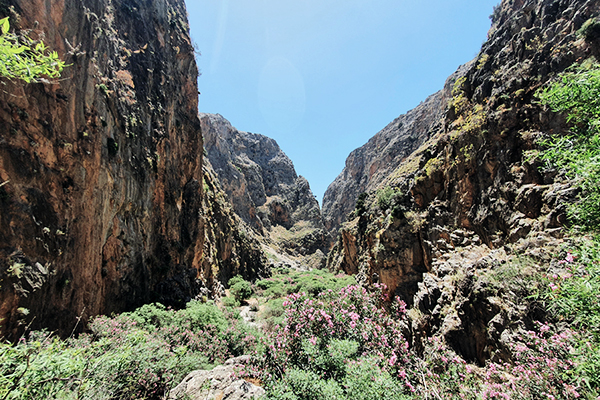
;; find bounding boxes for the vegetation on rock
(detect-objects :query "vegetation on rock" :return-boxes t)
[0,17,64,82]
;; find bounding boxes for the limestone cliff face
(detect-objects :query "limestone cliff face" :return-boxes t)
[0,0,266,339]
[328,0,599,312]
[201,113,331,264]
[322,90,447,234]
[201,162,269,295]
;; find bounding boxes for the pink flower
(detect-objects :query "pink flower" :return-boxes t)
[565,252,574,263]
[389,354,397,365]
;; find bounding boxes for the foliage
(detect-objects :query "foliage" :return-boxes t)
[536,60,600,229]
[449,76,487,138]
[489,4,502,23]
[353,192,368,217]
[264,358,409,400]
[0,300,261,399]
[541,237,600,393]
[229,275,253,303]
[0,17,65,83]
[255,269,356,300]
[247,285,411,399]
[376,186,401,211]
[578,18,600,41]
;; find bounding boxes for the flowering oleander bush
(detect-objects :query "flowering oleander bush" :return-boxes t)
[241,278,591,400]
[249,284,412,399]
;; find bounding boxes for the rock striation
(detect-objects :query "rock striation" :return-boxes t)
[0,0,267,339]
[327,0,599,330]
[201,113,331,266]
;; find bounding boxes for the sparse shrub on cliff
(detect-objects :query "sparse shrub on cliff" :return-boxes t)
[229,275,254,303]
[353,192,369,217]
[377,186,402,211]
[578,18,600,41]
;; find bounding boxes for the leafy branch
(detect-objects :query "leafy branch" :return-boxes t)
[0,17,65,83]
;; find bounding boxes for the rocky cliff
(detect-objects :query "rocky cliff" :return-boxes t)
[322,90,446,234]
[0,0,266,339]
[201,113,331,267]
[327,0,599,357]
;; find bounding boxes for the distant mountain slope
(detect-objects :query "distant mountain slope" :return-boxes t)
[200,113,331,266]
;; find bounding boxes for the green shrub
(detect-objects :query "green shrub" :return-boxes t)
[228,275,246,287]
[0,299,263,400]
[222,295,240,308]
[229,276,253,303]
[343,358,409,400]
[354,192,369,217]
[264,368,343,400]
[536,60,600,230]
[376,186,396,210]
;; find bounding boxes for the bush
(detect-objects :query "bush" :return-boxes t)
[0,299,263,400]
[222,295,240,308]
[536,61,600,230]
[249,285,410,397]
[376,186,396,210]
[229,276,253,303]
[578,18,600,41]
[354,192,369,217]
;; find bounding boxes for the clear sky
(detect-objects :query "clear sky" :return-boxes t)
[185,0,499,204]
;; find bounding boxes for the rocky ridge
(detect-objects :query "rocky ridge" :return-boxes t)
[201,113,331,268]
[0,0,267,339]
[322,89,447,234]
[327,0,599,364]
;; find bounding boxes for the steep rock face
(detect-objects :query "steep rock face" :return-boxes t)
[0,0,266,339]
[201,113,331,263]
[321,86,451,234]
[201,161,269,293]
[328,0,598,316]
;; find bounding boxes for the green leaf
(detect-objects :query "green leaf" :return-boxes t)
[0,17,9,35]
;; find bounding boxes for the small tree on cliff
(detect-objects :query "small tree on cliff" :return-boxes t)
[0,17,65,82]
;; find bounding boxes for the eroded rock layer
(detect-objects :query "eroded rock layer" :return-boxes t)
[201,113,331,266]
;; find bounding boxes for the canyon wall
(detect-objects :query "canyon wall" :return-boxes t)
[328,0,599,308]
[201,113,331,266]
[0,0,266,339]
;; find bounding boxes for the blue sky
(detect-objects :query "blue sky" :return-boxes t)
[185,1,498,203]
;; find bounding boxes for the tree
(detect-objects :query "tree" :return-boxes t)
[0,17,65,83]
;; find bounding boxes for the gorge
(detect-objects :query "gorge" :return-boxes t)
[0,0,599,398]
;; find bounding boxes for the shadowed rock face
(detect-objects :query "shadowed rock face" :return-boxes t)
[0,0,266,339]
[200,113,332,261]
[327,0,599,318]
